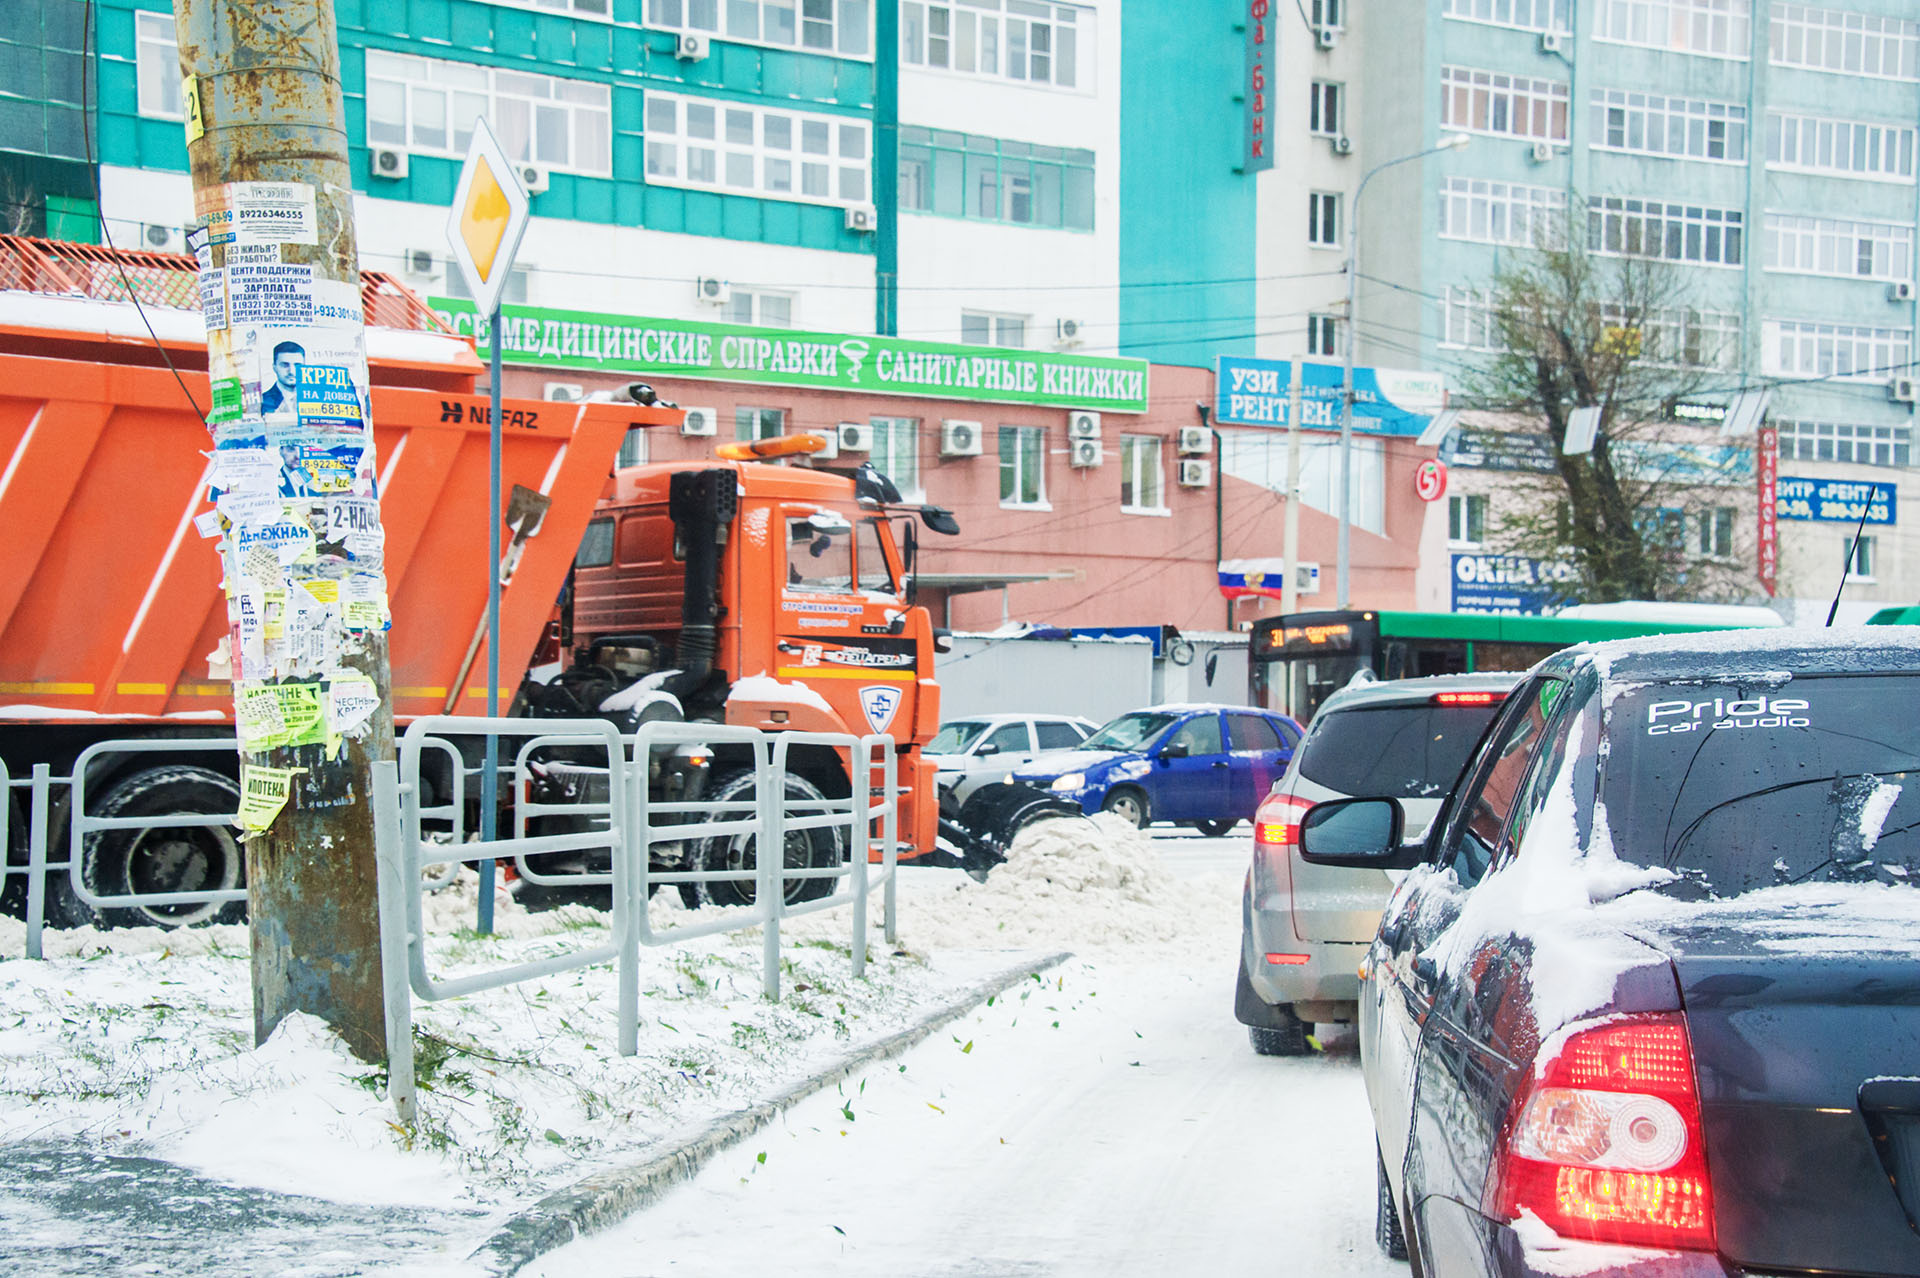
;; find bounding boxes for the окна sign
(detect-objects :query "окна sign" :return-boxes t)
[433,298,1150,413]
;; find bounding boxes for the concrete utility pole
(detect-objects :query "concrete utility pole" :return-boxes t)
[175,0,393,1063]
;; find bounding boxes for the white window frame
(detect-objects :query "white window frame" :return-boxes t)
[1312,0,1344,30]
[365,50,612,175]
[136,12,184,120]
[1440,65,1571,142]
[1765,213,1913,283]
[1695,505,1735,558]
[735,406,787,441]
[1442,286,1506,351]
[1590,88,1747,162]
[645,89,871,208]
[1592,0,1752,59]
[998,424,1049,509]
[498,0,613,19]
[646,0,874,60]
[1588,196,1744,267]
[869,416,921,498]
[1119,434,1166,514]
[1449,492,1489,546]
[1777,419,1912,466]
[1309,81,1343,138]
[900,0,1091,91]
[1437,176,1566,247]
[1308,191,1341,247]
[1766,110,1917,183]
[1306,313,1340,356]
[1603,305,1743,369]
[961,310,1029,348]
[726,288,797,328]
[1845,532,1877,580]
[1770,4,1920,81]
[1442,0,1572,33]
[1763,319,1912,381]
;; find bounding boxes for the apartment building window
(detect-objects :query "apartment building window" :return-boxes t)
[999,425,1047,507]
[1844,533,1876,579]
[1593,0,1752,58]
[897,127,1094,230]
[1777,419,1911,465]
[616,427,649,469]
[1763,320,1912,380]
[1440,66,1570,142]
[648,0,872,57]
[1308,192,1341,247]
[646,91,869,205]
[1312,0,1344,29]
[869,417,920,495]
[735,407,787,441]
[1306,314,1340,356]
[1443,286,1506,351]
[366,51,611,175]
[962,311,1028,347]
[727,288,795,327]
[136,13,183,119]
[1438,177,1566,247]
[441,258,532,305]
[1589,197,1743,266]
[1770,4,1920,80]
[1449,493,1488,545]
[1602,305,1742,369]
[1590,88,1747,161]
[901,0,1087,88]
[1765,214,1912,282]
[1309,82,1343,137]
[1119,435,1165,512]
[1443,0,1572,33]
[1767,111,1917,182]
[1696,506,1735,557]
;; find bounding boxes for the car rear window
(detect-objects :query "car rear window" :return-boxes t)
[1035,721,1088,750]
[1298,701,1503,800]
[1605,675,1920,896]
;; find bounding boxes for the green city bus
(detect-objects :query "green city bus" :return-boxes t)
[1249,607,1779,722]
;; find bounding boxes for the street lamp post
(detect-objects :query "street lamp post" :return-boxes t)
[1337,131,1471,609]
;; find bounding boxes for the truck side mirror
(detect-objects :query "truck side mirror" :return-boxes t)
[902,522,918,605]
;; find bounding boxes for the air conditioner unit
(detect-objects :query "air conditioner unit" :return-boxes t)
[1529,141,1556,164]
[370,146,409,180]
[1890,281,1916,302]
[142,223,184,253]
[1333,135,1354,156]
[1056,317,1085,346]
[1069,438,1103,468]
[680,405,718,437]
[837,422,873,452]
[518,164,549,195]
[1067,410,1102,440]
[1176,426,1212,456]
[695,276,731,305]
[939,419,983,457]
[810,429,839,460]
[675,31,709,60]
[1890,378,1918,404]
[405,248,439,277]
[544,382,585,402]
[1539,31,1566,54]
[845,204,878,233]
[1178,459,1213,488]
[1315,25,1339,50]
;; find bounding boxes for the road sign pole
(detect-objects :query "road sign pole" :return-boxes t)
[478,307,503,934]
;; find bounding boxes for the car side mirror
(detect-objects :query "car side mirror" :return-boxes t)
[1298,797,1419,868]
[975,741,999,757]
[1159,740,1190,760]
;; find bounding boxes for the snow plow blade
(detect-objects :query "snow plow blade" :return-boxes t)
[936,782,1083,880]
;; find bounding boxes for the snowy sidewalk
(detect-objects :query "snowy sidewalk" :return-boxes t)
[0,817,1241,1276]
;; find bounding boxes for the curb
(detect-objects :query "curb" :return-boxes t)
[468,949,1074,1276]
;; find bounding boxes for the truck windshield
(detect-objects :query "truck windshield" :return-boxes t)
[1604,675,1920,897]
[859,521,897,594]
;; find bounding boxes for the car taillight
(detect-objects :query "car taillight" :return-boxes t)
[1492,1014,1715,1253]
[1433,691,1505,706]
[1251,793,1313,899]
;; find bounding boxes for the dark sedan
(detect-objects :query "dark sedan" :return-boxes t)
[1299,628,1920,1278]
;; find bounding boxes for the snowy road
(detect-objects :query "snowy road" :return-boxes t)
[523,939,1400,1276]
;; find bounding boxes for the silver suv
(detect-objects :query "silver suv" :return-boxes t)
[927,713,1098,804]
[1234,673,1520,1054]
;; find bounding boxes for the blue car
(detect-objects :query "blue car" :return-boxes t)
[1010,703,1303,835]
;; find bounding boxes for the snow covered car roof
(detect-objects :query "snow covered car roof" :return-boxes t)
[1554,623,1920,683]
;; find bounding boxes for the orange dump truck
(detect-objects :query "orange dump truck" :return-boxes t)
[0,236,958,928]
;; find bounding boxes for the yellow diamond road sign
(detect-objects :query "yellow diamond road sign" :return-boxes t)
[445,118,531,318]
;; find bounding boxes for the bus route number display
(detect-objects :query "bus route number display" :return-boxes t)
[1274,621,1358,654]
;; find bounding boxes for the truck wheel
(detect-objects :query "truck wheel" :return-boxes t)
[691,769,844,908]
[1101,786,1150,827]
[81,766,246,930]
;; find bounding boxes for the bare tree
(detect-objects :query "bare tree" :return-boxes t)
[1456,203,1755,604]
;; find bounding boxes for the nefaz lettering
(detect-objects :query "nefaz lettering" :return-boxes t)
[1647,696,1810,735]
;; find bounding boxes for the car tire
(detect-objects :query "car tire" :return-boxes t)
[1101,786,1149,827]
[1247,1018,1310,1056]
[1376,1146,1409,1261]
[1191,818,1234,836]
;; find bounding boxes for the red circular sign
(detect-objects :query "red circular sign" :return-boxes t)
[1414,458,1449,502]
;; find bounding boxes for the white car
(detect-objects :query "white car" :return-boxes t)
[927,713,1098,804]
